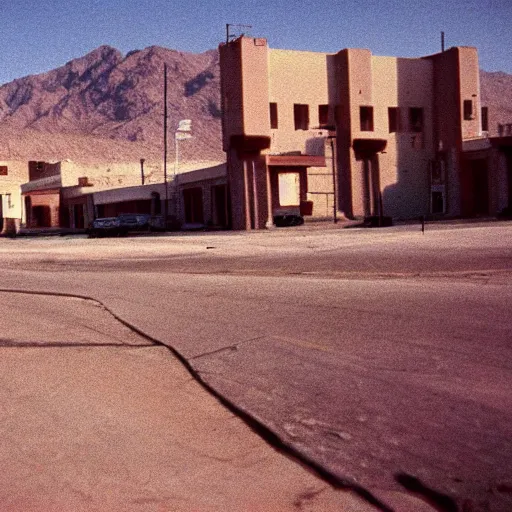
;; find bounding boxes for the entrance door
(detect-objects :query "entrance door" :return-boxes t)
[278,172,300,207]
[362,155,381,217]
[212,184,228,227]
[183,187,204,224]
[32,205,52,227]
[74,204,85,229]
[472,161,489,215]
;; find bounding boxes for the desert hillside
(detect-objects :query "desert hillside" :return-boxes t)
[0,45,223,164]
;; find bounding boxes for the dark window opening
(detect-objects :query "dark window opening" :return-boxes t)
[409,107,424,132]
[269,102,278,129]
[463,99,473,120]
[0,166,7,176]
[360,106,374,132]
[481,106,489,132]
[388,107,400,133]
[294,104,309,130]
[318,104,329,126]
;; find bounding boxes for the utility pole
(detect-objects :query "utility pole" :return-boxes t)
[163,64,168,224]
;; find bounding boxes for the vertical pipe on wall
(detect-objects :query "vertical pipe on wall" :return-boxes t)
[251,160,259,229]
[243,160,251,230]
[265,160,274,228]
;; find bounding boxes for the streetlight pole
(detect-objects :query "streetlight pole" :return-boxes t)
[163,64,168,224]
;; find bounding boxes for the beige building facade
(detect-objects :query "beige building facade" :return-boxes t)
[0,160,29,232]
[20,159,228,231]
[219,36,505,229]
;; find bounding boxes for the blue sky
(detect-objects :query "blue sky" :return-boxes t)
[0,0,510,85]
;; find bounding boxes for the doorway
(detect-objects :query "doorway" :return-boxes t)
[212,184,228,227]
[183,187,204,224]
[32,205,52,227]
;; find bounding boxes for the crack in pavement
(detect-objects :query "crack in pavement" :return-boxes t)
[188,335,267,360]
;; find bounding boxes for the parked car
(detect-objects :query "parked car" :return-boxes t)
[117,213,151,234]
[148,215,166,231]
[88,217,122,237]
[273,211,304,227]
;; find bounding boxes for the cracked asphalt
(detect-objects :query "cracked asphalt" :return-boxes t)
[0,291,379,512]
[1,220,511,511]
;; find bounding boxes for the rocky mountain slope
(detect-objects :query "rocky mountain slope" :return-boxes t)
[0,45,223,163]
[0,46,510,164]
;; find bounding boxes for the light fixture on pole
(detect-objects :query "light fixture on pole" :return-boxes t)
[174,119,193,218]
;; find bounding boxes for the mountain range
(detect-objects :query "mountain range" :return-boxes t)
[0,45,223,163]
[0,45,510,163]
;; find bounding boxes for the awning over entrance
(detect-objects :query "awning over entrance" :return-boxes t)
[267,155,326,167]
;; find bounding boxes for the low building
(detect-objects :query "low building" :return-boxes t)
[462,136,512,217]
[219,35,507,229]
[20,159,228,231]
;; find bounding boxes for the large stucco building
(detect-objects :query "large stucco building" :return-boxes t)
[219,36,512,229]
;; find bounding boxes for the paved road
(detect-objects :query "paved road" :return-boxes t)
[0,291,380,512]
[1,222,511,511]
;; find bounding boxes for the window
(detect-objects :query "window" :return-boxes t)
[388,107,400,133]
[318,104,329,126]
[360,106,374,131]
[294,104,309,130]
[409,107,424,132]
[481,106,489,132]
[0,166,7,176]
[463,99,474,120]
[269,102,278,129]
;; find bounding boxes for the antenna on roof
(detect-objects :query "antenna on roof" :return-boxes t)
[226,24,253,43]
[441,31,445,52]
